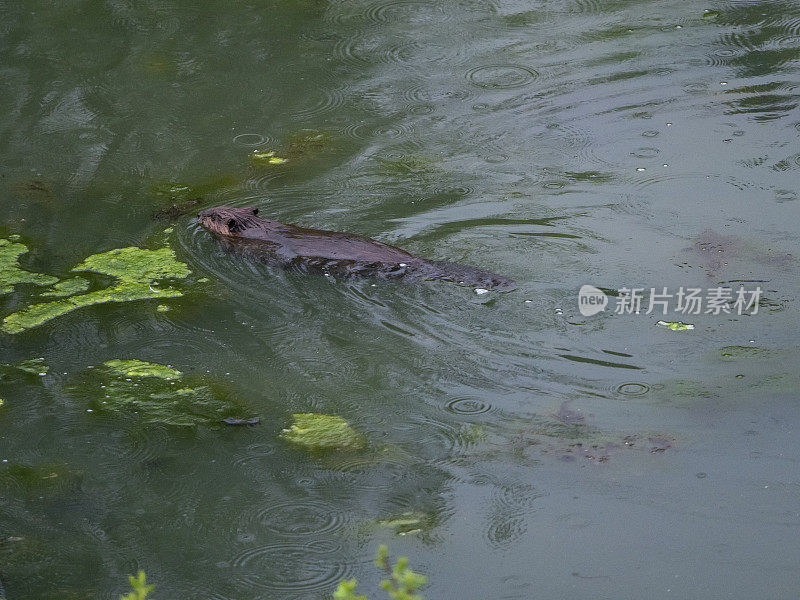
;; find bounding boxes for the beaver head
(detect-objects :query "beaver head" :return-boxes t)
[197,205,260,236]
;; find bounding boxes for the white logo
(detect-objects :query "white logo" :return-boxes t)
[578,285,608,316]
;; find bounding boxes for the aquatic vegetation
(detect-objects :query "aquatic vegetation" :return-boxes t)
[249,130,334,168]
[73,360,250,427]
[2,358,49,376]
[521,410,674,460]
[335,546,426,600]
[2,247,190,334]
[0,358,48,390]
[10,179,55,202]
[656,320,695,331]
[281,413,365,451]
[103,359,182,380]
[376,512,429,536]
[377,155,436,177]
[120,571,154,600]
[335,579,367,600]
[250,149,289,165]
[0,462,83,499]
[719,345,764,359]
[286,129,331,157]
[151,198,202,221]
[469,403,676,463]
[40,277,90,298]
[150,175,239,202]
[0,238,59,294]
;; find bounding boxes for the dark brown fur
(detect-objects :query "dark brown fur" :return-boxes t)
[197,205,516,290]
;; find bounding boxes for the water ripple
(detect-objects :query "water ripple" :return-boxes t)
[230,542,349,592]
[290,85,346,120]
[365,0,428,24]
[254,500,348,536]
[444,396,494,415]
[485,510,527,550]
[615,382,651,397]
[466,65,539,89]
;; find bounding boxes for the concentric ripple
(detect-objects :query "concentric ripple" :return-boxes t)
[615,382,651,397]
[339,121,413,141]
[485,511,527,550]
[333,36,422,67]
[365,0,428,24]
[254,500,347,536]
[290,85,346,120]
[493,481,545,510]
[466,65,539,89]
[230,542,349,592]
[232,133,267,147]
[444,396,493,415]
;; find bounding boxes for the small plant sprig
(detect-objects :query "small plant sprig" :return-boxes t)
[333,578,367,600]
[120,571,154,600]
[334,545,426,600]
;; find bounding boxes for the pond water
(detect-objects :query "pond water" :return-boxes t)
[1,0,799,598]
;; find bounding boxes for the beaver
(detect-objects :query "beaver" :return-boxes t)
[197,205,516,290]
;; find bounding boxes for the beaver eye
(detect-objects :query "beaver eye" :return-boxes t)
[227,218,237,230]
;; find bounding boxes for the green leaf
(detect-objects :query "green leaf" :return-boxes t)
[120,570,154,600]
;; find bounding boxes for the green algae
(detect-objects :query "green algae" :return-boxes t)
[458,423,487,444]
[376,511,430,536]
[0,462,83,499]
[40,277,90,298]
[73,361,251,427]
[150,175,239,202]
[250,150,289,165]
[0,238,59,294]
[103,359,182,380]
[11,358,49,375]
[281,413,366,451]
[718,345,766,359]
[249,130,333,167]
[0,358,49,380]
[656,320,695,331]
[285,129,331,157]
[378,155,437,177]
[2,246,190,334]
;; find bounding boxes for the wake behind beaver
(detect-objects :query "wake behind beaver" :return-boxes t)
[197,205,516,291]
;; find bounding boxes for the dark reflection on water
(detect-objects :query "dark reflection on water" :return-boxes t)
[1,0,800,598]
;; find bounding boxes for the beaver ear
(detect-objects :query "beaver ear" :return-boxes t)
[252,207,259,215]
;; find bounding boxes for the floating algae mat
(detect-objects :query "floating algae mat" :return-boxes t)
[281,413,365,451]
[656,320,695,331]
[0,358,49,378]
[250,150,288,165]
[2,246,191,334]
[40,277,90,298]
[0,238,58,294]
[103,358,182,380]
[72,359,252,427]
